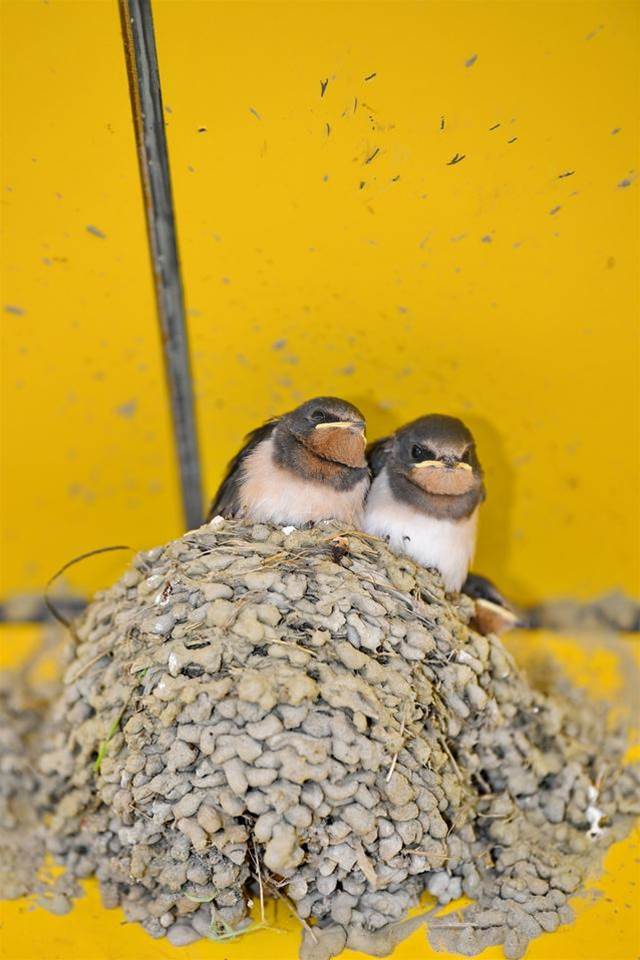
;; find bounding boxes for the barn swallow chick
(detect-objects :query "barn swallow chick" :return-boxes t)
[463,572,522,636]
[363,414,485,592]
[207,397,369,526]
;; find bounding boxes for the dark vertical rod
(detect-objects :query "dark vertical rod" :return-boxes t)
[119,0,203,529]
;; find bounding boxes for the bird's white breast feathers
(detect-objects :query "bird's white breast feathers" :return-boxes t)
[238,437,367,526]
[363,469,477,592]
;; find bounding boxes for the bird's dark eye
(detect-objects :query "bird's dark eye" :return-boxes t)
[311,409,326,422]
[462,448,472,464]
[412,444,437,461]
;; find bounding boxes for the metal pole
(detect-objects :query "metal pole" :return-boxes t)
[119,0,203,529]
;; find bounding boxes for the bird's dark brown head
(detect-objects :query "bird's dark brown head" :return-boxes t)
[377,414,485,519]
[274,396,368,488]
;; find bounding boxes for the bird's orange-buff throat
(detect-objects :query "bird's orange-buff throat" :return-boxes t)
[410,461,476,496]
[305,422,367,469]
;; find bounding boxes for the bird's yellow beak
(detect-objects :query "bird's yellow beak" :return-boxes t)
[413,459,472,471]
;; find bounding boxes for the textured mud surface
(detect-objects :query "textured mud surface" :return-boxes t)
[1,519,638,958]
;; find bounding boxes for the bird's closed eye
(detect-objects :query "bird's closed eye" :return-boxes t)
[461,448,473,464]
[311,410,327,422]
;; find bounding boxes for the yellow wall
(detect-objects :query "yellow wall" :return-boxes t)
[1,0,182,599]
[2,0,639,604]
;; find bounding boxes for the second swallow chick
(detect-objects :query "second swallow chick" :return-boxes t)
[207,396,369,526]
[363,414,485,592]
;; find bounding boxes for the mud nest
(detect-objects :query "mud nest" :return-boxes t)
[5,519,639,959]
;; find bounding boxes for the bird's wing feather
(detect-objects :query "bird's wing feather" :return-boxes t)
[207,419,279,520]
[366,436,392,477]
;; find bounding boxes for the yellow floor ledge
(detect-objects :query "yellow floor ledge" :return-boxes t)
[1,830,639,960]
